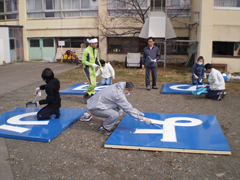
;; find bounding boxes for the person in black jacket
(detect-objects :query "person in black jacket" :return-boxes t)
[142,37,161,90]
[36,68,61,120]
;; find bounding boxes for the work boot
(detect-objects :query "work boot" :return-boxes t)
[83,92,90,104]
[99,126,111,136]
[146,85,151,91]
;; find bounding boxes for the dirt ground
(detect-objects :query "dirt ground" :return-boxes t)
[1,64,240,180]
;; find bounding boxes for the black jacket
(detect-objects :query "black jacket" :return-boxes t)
[39,78,61,109]
[142,46,161,68]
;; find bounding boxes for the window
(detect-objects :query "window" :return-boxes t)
[27,0,98,19]
[57,37,85,48]
[150,0,191,17]
[46,0,61,10]
[108,0,148,17]
[10,39,15,50]
[213,41,234,56]
[214,0,240,7]
[171,0,180,6]
[0,0,18,20]
[43,39,54,47]
[108,37,139,53]
[30,40,40,47]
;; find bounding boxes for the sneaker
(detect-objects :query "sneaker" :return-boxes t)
[222,92,226,99]
[152,86,158,89]
[79,113,92,121]
[217,92,223,101]
[99,126,111,135]
[146,85,151,91]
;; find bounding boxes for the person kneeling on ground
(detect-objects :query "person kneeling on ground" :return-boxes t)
[80,82,152,135]
[204,63,226,101]
[36,68,61,120]
[96,59,115,85]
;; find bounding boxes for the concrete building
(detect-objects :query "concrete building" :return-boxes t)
[0,0,239,72]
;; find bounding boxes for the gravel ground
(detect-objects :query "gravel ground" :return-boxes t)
[0,76,240,180]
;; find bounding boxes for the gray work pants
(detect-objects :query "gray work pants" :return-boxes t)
[89,108,122,131]
[145,66,157,87]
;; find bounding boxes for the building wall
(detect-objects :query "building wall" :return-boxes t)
[191,0,240,73]
[0,27,11,64]
[3,0,240,72]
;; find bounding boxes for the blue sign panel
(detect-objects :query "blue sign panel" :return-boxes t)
[161,83,207,95]
[0,107,86,142]
[105,113,231,155]
[60,83,108,95]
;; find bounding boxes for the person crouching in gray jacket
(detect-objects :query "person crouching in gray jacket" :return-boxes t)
[86,82,152,135]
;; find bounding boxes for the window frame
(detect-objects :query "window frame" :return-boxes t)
[0,0,18,20]
[212,41,237,57]
[27,0,99,19]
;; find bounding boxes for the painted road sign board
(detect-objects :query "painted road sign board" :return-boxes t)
[105,112,231,155]
[0,107,86,142]
[161,83,207,95]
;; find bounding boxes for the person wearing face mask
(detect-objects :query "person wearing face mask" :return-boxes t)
[204,63,226,101]
[191,56,205,85]
[81,82,152,135]
[36,68,61,120]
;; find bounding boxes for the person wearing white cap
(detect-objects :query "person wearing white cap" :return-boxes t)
[82,37,101,103]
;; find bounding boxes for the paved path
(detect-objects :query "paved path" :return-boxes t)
[0,61,77,180]
[0,61,77,95]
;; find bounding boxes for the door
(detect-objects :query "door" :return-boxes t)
[10,38,17,62]
[29,38,56,61]
[29,39,42,60]
[42,38,55,61]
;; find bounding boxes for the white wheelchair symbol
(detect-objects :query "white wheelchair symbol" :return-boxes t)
[0,112,49,133]
[134,117,202,142]
[73,84,108,92]
[170,84,204,91]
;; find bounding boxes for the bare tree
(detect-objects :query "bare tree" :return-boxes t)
[98,0,150,37]
[98,0,191,38]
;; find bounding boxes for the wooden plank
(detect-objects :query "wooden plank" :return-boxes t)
[104,144,231,155]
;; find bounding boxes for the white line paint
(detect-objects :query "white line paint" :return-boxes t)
[0,124,30,133]
[170,84,204,91]
[135,117,203,142]
[73,84,107,91]
[7,112,49,125]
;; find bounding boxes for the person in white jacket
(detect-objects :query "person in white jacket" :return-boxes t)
[96,60,115,85]
[204,63,225,101]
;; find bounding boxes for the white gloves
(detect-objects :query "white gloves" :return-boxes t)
[35,87,41,97]
[92,64,99,68]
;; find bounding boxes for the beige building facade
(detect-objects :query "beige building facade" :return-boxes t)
[0,0,239,72]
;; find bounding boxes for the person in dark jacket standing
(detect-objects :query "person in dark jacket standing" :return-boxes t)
[142,37,161,90]
[36,68,61,120]
[191,56,205,85]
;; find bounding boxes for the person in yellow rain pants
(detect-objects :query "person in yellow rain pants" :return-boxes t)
[82,37,101,103]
